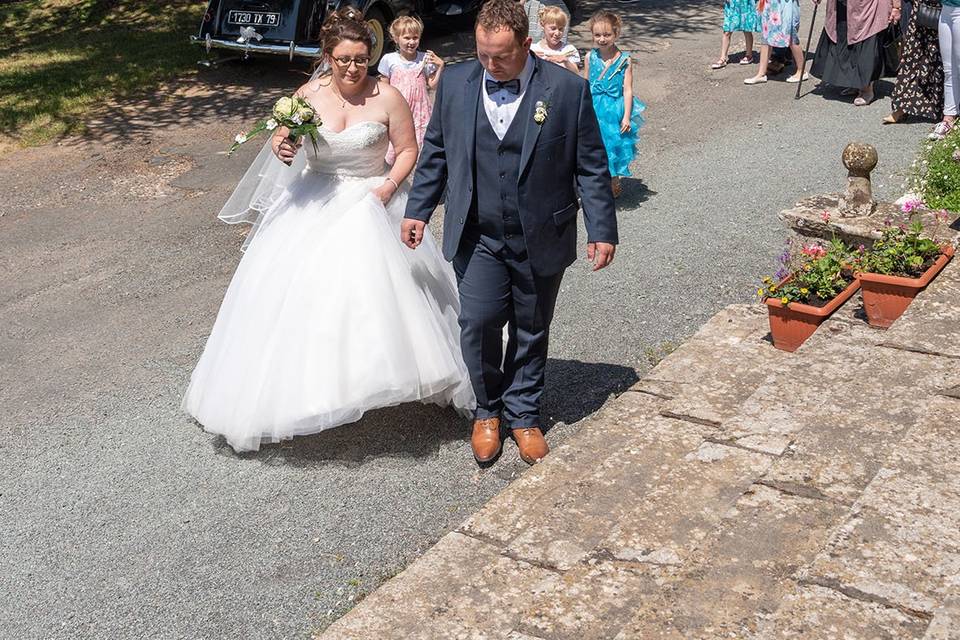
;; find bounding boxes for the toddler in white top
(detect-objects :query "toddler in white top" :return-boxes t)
[530,5,580,73]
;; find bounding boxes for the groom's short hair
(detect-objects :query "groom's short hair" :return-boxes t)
[477,0,529,42]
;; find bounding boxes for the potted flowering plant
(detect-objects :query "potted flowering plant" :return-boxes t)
[856,206,955,328]
[758,226,861,352]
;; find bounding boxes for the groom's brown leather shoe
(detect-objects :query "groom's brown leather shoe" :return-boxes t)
[513,427,549,465]
[471,417,502,462]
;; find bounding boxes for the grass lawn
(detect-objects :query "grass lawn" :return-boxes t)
[1,0,206,147]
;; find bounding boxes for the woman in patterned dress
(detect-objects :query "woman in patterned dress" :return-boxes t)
[744,0,808,84]
[884,0,944,124]
[712,0,762,68]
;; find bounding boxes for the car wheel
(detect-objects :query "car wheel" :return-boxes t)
[365,5,389,72]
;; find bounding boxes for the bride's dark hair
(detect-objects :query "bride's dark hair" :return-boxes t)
[319,7,373,58]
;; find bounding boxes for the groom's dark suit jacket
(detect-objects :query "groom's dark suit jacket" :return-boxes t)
[405,55,618,277]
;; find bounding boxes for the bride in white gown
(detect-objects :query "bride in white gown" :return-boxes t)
[182,8,474,452]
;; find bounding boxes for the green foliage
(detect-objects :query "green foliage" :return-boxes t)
[758,236,857,308]
[916,128,960,211]
[860,219,945,277]
[1,0,205,147]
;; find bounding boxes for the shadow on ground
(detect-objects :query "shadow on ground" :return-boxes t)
[205,358,638,464]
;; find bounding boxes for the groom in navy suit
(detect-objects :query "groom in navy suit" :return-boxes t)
[401,0,617,465]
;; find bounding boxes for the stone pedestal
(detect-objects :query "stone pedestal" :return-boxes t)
[837,142,878,218]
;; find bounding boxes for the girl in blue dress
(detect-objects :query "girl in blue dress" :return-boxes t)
[583,9,646,198]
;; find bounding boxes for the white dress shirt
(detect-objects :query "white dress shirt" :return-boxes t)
[481,56,535,140]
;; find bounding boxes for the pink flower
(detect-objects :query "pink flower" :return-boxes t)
[800,244,827,258]
[936,209,952,222]
[820,211,831,222]
[900,197,924,214]
[769,11,782,25]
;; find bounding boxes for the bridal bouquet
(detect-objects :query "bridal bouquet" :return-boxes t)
[228,95,321,155]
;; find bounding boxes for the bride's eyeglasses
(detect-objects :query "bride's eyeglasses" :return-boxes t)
[332,56,371,69]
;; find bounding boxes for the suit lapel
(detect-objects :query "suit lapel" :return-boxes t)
[519,56,553,177]
[464,62,483,176]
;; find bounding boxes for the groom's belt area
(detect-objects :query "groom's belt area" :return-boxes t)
[466,210,523,237]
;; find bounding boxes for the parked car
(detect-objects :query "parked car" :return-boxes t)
[191,0,484,68]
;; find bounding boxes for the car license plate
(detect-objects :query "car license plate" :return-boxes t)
[227,10,281,27]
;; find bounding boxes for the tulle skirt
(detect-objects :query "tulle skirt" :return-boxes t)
[594,95,646,178]
[182,172,475,452]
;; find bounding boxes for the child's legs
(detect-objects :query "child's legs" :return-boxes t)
[744,32,754,54]
[757,44,771,76]
[720,31,732,59]
[788,42,804,72]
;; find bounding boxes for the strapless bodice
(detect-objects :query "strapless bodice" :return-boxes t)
[304,121,389,178]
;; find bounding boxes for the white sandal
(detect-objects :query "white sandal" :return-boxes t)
[743,75,767,85]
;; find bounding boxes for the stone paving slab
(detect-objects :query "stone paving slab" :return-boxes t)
[611,484,848,639]
[594,442,771,568]
[753,584,930,639]
[517,561,673,640]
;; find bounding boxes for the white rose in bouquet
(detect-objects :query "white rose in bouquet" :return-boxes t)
[273,97,295,120]
[296,105,314,122]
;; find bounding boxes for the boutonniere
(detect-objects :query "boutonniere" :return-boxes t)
[533,101,549,125]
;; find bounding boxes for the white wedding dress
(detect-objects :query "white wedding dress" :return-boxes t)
[182,121,475,452]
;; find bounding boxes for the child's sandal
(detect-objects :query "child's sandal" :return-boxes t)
[710,59,727,69]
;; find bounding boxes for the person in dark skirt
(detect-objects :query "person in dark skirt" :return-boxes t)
[810,0,900,105]
[884,0,943,123]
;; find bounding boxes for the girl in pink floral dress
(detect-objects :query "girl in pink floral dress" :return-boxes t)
[378,16,445,164]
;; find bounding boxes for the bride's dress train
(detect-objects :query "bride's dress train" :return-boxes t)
[182,121,474,452]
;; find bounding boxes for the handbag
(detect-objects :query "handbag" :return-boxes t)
[881,23,902,76]
[915,3,941,30]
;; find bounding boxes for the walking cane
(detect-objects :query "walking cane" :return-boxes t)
[795,2,820,99]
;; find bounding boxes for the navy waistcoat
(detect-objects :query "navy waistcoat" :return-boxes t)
[468,87,533,254]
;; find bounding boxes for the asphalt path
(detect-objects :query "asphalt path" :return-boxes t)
[0,1,937,637]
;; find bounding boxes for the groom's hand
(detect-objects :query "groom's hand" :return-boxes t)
[401,219,426,249]
[587,242,616,271]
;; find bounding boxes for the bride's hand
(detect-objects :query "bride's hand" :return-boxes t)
[272,135,301,165]
[371,179,398,205]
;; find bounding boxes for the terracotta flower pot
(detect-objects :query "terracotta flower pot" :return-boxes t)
[764,278,861,352]
[857,245,955,329]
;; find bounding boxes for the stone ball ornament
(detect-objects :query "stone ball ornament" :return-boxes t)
[842,142,879,178]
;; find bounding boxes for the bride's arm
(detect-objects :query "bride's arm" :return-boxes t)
[272,84,314,164]
[375,85,417,203]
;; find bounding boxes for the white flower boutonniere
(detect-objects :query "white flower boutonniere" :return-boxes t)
[533,101,548,125]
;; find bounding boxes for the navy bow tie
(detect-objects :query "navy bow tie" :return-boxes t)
[485,78,521,95]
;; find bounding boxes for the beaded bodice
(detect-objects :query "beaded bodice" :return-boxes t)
[304,121,389,178]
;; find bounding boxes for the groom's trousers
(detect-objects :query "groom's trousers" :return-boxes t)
[453,231,563,429]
